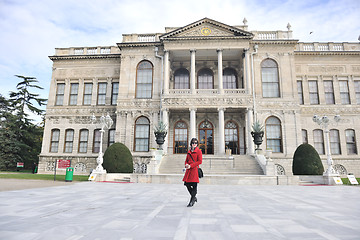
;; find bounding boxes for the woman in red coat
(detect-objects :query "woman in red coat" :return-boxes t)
[182,138,202,207]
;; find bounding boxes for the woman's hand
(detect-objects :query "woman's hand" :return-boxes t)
[185,164,190,169]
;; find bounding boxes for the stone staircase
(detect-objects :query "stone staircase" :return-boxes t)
[158,154,264,175]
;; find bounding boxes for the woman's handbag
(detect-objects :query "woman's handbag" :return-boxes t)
[188,153,204,178]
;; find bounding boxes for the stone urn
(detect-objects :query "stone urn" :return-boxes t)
[154,121,167,150]
[251,120,264,150]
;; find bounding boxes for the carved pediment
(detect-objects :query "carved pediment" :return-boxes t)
[160,18,253,40]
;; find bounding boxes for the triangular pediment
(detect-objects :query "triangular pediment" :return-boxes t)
[160,18,253,40]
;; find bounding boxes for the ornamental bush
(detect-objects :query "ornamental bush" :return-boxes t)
[292,143,324,175]
[103,143,133,173]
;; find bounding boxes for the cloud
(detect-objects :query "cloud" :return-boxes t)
[0,0,359,115]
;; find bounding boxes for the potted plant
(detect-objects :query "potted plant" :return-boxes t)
[251,120,264,150]
[154,121,167,149]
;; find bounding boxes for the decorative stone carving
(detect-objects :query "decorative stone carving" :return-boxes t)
[275,164,286,175]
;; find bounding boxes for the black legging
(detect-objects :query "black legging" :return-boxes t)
[185,182,197,199]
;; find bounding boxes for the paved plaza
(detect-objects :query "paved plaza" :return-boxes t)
[0,180,359,240]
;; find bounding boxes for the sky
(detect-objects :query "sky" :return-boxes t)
[0,0,359,121]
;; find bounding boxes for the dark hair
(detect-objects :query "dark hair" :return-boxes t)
[190,138,198,145]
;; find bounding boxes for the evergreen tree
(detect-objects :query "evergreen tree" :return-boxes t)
[0,76,47,170]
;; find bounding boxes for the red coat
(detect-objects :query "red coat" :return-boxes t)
[182,147,203,183]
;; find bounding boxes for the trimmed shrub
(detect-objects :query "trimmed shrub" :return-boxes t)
[103,143,133,173]
[292,143,324,175]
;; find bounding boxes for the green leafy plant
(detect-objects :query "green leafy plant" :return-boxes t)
[292,143,324,175]
[154,121,167,133]
[103,143,133,173]
[252,120,264,133]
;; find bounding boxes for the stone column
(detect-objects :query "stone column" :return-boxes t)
[243,49,251,94]
[189,108,197,139]
[190,49,196,94]
[217,49,224,94]
[164,50,169,95]
[218,107,225,154]
[247,108,255,154]
[162,108,169,154]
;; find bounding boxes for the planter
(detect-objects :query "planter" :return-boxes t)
[251,131,264,150]
[155,131,167,149]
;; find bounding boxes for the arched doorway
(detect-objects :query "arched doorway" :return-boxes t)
[199,120,213,154]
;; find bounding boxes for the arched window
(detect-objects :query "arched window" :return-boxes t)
[134,117,150,152]
[50,129,60,152]
[198,68,213,89]
[174,121,188,154]
[225,121,239,154]
[136,61,153,98]
[261,59,280,98]
[345,129,357,154]
[78,129,89,153]
[64,129,74,153]
[313,129,324,155]
[265,117,282,152]
[223,68,238,89]
[174,68,189,89]
[330,129,341,155]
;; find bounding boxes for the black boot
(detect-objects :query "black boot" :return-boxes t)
[187,196,196,207]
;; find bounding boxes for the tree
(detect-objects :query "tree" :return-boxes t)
[292,143,324,175]
[0,76,47,170]
[103,143,133,173]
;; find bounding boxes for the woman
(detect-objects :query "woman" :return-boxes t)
[182,138,203,207]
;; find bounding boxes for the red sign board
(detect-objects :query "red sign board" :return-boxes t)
[17,162,24,167]
[57,159,71,169]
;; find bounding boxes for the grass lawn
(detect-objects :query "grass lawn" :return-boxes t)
[0,172,89,182]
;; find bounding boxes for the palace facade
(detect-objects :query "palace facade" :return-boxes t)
[38,18,360,176]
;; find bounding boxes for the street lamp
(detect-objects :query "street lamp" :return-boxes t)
[90,113,113,173]
[312,115,341,176]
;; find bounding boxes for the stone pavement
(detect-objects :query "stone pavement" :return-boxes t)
[0,180,359,240]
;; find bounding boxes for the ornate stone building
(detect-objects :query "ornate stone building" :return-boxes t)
[38,18,360,176]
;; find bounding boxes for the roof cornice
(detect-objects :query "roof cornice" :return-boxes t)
[294,51,360,55]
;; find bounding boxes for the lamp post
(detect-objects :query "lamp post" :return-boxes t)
[312,115,341,176]
[91,113,113,173]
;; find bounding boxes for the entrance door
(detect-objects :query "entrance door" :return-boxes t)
[199,121,213,154]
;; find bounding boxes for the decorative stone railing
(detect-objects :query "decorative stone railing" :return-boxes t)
[296,42,360,51]
[122,33,162,43]
[252,30,293,40]
[168,89,248,95]
[54,46,120,56]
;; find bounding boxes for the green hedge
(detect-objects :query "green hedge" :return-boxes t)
[103,143,133,173]
[293,143,324,175]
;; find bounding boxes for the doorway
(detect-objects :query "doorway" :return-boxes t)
[199,120,213,154]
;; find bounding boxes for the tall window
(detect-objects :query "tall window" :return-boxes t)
[225,121,239,154]
[174,121,188,154]
[308,81,319,104]
[355,81,360,104]
[261,59,279,98]
[83,83,93,105]
[223,68,238,89]
[198,68,214,89]
[69,83,79,105]
[50,129,60,152]
[297,81,304,104]
[134,117,150,151]
[78,129,89,153]
[93,129,101,153]
[324,80,335,104]
[174,68,189,89]
[111,82,119,105]
[64,129,74,153]
[265,117,282,152]
[302,129,308,144]
[108,129,115,147]
[339,80,350,104]
[136,61,153,98]
[345,129,357,154]
[55,83,65,106]
[330,129,341,155]
[313,129,324,154]
[97,83,107,105]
